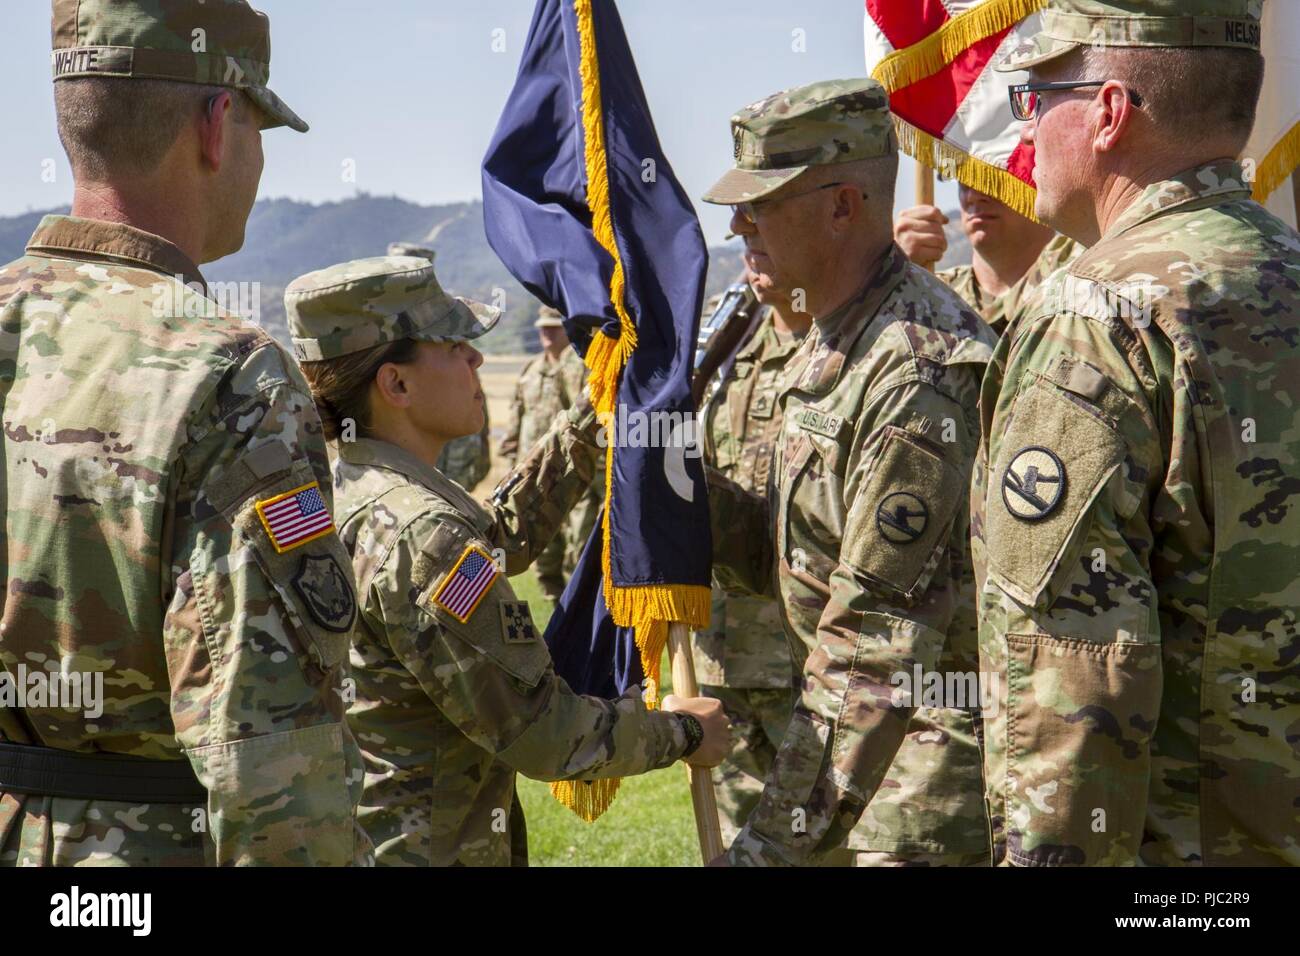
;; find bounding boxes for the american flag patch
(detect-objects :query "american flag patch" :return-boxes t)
[432,546,500,623]
[255,481,336,553]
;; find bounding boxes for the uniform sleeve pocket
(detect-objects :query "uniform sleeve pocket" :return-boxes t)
[1003,632,1161,866]
[233,461,357,671]
[188,722,356,866]
[841,426,964,601]
[985,376,1125,608]
[752,709,832,824]
[416,545,549,689]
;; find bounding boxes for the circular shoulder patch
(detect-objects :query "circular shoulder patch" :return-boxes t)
[1002,446,1067,521]
[876,491,929,544]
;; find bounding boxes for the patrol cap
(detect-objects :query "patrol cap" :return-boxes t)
[387,242,436,261]
[286,256,501,362]
[701,78,896,206]
[50,0,308,133]
[997,0,1263,73]
[534,305,564,329]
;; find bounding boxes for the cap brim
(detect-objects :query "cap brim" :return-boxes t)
[995,34,1079,73]
[411,297,501,343]
[700,165,808,205]
[246,85,309,133]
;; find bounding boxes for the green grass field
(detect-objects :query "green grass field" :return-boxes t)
[510,570,700,867]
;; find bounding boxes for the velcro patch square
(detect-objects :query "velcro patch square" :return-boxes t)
[500,601,537,644]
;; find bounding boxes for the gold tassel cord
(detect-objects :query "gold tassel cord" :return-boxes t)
[870,0,1048,93]
[1251,121,1300,205]
[553,0,710,823]
[893,116,1041,222]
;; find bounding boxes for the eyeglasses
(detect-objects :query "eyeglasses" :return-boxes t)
[731,181,868,225]
[1008,80,1143,121]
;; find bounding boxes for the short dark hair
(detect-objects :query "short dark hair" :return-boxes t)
[54,77,250,180]
[1083,46,1265,149]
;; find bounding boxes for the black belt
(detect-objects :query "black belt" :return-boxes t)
[0,742,206,804]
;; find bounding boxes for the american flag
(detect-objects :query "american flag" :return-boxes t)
[434,546,499,622]
[257,482,335,553]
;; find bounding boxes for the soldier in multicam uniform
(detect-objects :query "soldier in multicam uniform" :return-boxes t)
[701,79,996,866]
[0,0,368,866]
[691,283,807,848]
[499,307,600,600]
[895,187,1081,335]
[977,0,1300,865]
[287,255,729,866]
[388,243,493,492]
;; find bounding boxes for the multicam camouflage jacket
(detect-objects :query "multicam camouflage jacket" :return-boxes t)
[0,216,367,867]
[332,410,688,867]
[499,347,587,465]
[938,234,1081,336]
[710,244,996,865]
[975,160,1300,866]
[692,312,800,690]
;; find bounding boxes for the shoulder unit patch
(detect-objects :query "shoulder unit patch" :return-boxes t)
[876,491,929,544]
[292,552,357,633]
[500,601,537,644]
[1002,446,1066,521]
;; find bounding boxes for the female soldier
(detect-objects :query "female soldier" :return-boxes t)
[285,256,728,866]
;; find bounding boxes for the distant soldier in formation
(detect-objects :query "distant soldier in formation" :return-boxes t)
[500,307,600,601]
[691,279,808,848]
[977,0,1300,865]
[895,185,1081,335]
[703,78,995,866]
[288,255,730,866]
[1,0,367,866]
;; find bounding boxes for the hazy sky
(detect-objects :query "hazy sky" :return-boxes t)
[3,0,957,243]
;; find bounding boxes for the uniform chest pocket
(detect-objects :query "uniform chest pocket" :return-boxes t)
[234,461,357,671]
[781,429,845,582]
[985,375,1126,608]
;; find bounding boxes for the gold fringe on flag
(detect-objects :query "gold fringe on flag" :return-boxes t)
[1251,121,1300,205]
[893,116,1041,222]
[550,778,622,824]
[549,0,711,824]
[870,0,1048,93]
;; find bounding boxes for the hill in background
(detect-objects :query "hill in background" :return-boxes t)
[0,195,750,354]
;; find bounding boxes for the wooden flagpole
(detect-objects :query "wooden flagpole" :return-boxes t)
[667,622,725,862]
[916,162,935,272]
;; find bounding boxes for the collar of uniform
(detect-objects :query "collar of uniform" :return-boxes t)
[25,215,207,292]
[734,309,774,363]
[941,264,985,315]
[336,436,444,491]
[789,243,908,395]
[813,243,908,341]
[1101,160,1253,244]
[738,310,807,366]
